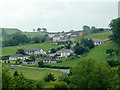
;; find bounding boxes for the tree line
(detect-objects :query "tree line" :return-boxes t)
[2,32,47,47]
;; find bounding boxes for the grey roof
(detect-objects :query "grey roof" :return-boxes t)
[26,48,42,52]
[61,49,73,53]
[91,39,103,42]
[10,54,29,57]
[36,57,55,61]
[10,54,22,57]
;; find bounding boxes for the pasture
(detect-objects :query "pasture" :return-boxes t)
[77,31,112,42]
[84,41,118,61]
[3,65,63,80]
[2,42,62,56]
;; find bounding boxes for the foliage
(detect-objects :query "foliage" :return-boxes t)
[107,59,120,67]
[58,73,71,84]
[109,18,120,44]
[74,44,88,55]
[83,25,90,35]
[51,48,57,53]
[44,73,56,82]
[38,59,44,67]
[14,70,19,76]
[106,49,114,56]
[81,38,94,49]
[70,59,117,88]
[16,49,26,55]
[30,54,36,62]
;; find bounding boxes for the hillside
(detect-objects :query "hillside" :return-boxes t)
[83,41,118,61]
[1,28,49,37]
[2,42,62,56]
[1,28,22,34]
[77,31,112,42]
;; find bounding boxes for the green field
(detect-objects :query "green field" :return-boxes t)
[49,59,80,67]
[22,32,48,37]
[2,42,62,56]
[84,41,118,61]
[1,28,22,34]
[77,31,112,42]
[4,65,63,80]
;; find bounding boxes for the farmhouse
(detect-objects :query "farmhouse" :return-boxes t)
[53,33,68,42]
[61,49,73,57]
[36,57,57,64]
[91,39,103,45]
[9,54,29,61]
[25,48,46,55]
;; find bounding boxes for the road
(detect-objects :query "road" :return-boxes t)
[10,65,70,74]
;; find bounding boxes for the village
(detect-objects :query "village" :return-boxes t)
[8,30,104,66]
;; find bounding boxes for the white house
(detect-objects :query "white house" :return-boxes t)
[91,39,103,45]
[9,54,29,61]
[36,57,57,64]
[53,33,68,42]
[61,49,73,57]
[25,48,46,55]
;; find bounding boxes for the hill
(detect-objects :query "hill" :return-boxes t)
[83,41,118,61]
[1,28,49,37]
[1,28,22,34]
[77,31,112,42]
[2,42,62,56]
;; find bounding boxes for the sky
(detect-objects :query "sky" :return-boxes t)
[0,0,119,32]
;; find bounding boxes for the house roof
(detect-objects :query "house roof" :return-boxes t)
[61,49,73,53]
[91,39,103,42]
[9,54,29,57]
[26,48,42,52]
[36,57,55,61]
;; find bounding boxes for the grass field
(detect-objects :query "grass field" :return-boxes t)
[2,42,62,56]
[48,58,80,67]
[22,32,48,37]
[3,65,63,80]
[77,31,112,42]
[84,41,119,61]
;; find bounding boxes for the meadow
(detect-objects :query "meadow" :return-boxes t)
[84,41,119,61]
[2,42,62,56]
[3,65,63,80]
[48,58,80,67]
[77,31,112,42]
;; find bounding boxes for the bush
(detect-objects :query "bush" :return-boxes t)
[44,73,56,82]
[107,59,120,67]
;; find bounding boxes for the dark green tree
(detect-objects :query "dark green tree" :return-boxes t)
[70,59,116,88]
[44,73,56,82]
[16,49,26,55]
[14,70,19,76]
[106,49,114,56]
[109,18,120,44]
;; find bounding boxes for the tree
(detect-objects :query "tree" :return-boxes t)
[2,29,7,37]
[14,70,19,76]
[65,44,71,49]
[44,73,56,82]
[70,59,116,88]
[33,29,35,32]
[38,59,44,67]
[33,37,40,43]
[42,28,47,32]
[83,25,90,35]
[109,18,120,44]
[30,54,36,62]
[16,49,26,55]
[37,28,41,32]
[74,45,88,55]
[81,38,94,49]
[51,48,57,53]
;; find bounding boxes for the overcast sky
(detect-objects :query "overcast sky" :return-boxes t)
[0,0,119,32]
